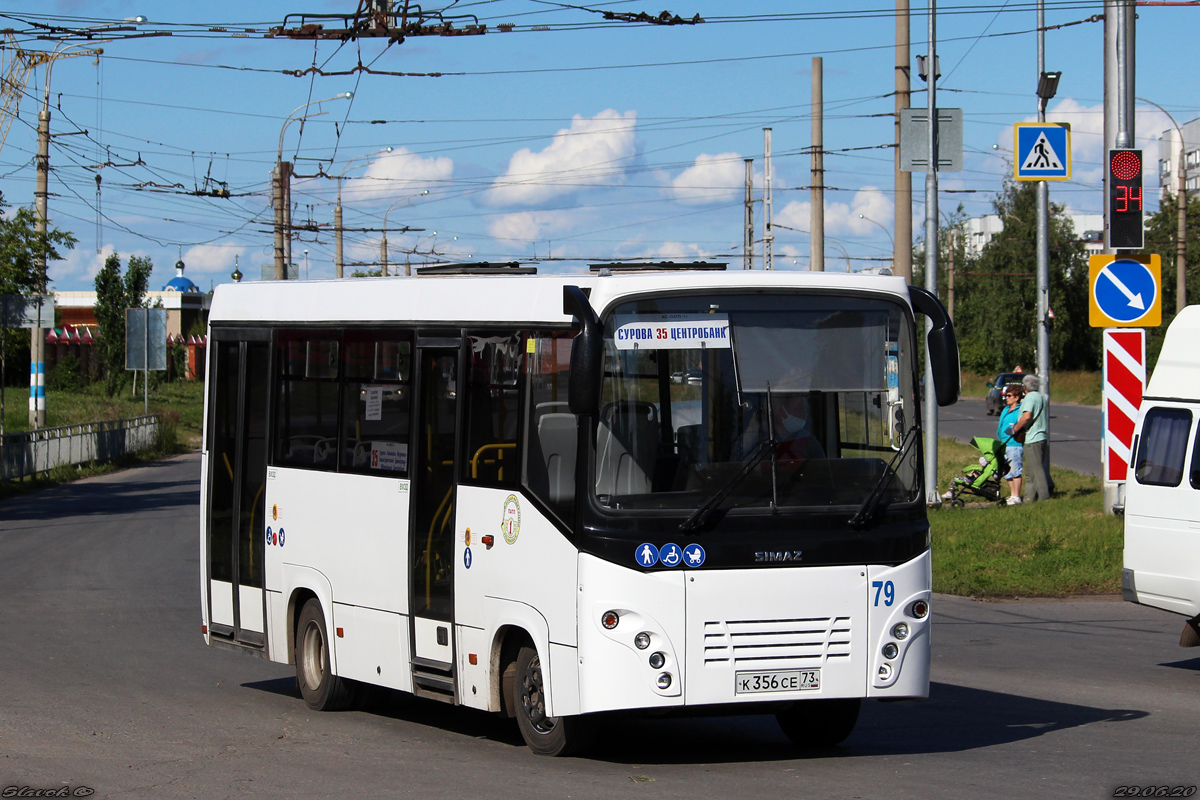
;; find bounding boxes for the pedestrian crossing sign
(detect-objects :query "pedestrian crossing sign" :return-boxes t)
[1014,123,1071,181]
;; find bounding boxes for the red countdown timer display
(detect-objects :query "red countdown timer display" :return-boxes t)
[1108,149,1144,249]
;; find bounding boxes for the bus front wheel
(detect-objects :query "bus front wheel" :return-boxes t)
[776,698,861,747]
[295,598,355,711]
[510,645,593,756]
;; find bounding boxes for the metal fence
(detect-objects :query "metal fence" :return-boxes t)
[0,415,160,481]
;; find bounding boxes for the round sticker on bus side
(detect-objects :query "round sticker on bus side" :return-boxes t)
[501,494,521,545]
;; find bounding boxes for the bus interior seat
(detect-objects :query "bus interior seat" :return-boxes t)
[537,413,578,504]
[284,435,322,464]
[595,401,659,496]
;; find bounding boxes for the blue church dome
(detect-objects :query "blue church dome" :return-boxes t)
[163,259,200,293]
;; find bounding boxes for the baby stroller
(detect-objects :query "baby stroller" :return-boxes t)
[944,436,1009,508]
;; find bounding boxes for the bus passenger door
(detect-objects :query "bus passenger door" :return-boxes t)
[409,345,460,698]
[205,334,270,649]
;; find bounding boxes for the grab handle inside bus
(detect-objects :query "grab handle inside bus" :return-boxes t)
[563,285,603,417]
[908,285,960,407]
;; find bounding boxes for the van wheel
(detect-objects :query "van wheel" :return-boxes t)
[776,698,861,747]
[511,645,593,756]
[295,599,355,711]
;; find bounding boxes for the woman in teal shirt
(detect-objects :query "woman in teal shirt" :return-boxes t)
[996,385,1024,504]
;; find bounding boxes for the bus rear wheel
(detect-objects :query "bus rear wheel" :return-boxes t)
[295,598,355,711]
[510,645,593,756]
[775,698,861,747]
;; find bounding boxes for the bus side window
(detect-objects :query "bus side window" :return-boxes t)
[1190,417,1200,490]
[462,333,523,488]
[522,332,576,524]
[273,330,342,470]
[1135,407,1193,487]
[341,330,412,476]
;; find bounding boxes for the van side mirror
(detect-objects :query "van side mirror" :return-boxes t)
[908,285,960,407]
[563,285,602,417]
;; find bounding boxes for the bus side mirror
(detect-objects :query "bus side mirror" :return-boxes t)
[563,285,602,417]
[908,285,960,407]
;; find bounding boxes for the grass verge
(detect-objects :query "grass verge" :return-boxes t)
[2,380,205,444]
[0,380,204,502]
[931,435,1122,597]
[959,370,1101,406]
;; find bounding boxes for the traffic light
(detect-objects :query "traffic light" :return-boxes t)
[1108,149,1144,249]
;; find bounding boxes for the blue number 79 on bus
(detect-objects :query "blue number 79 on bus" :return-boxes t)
[872,580,895,607]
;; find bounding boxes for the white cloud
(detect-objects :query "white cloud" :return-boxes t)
[50,244,117,288]
[180,244,249,283]
[776,187,894,237]
[349,147,453,203]
[486,210,586,244]
[625,241,715,261]
[486,110,637,207]
[669,153,745,205]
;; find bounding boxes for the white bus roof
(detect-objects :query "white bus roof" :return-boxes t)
[208,270,915,327]
[1146,304,1200,400]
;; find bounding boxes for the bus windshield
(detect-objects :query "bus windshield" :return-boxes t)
[594,292,919,513]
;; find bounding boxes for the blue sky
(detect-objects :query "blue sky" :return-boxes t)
[1,1,1196,292]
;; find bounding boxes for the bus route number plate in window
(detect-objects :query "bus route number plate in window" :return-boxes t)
[734,669,820,694]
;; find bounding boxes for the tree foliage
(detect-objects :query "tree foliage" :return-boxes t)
[934,181,1097,375]
[94,253,153,396]
[0,192,76,387]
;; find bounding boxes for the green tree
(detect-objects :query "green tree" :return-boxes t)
[0,193,76,388]
[941,181,1096,374]
[94,253,153,396]
[1138,192,1200,370]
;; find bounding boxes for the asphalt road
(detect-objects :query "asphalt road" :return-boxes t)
[939,396,1103,477]
[2,453,1198,799]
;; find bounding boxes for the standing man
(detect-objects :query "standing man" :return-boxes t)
[1012,374,1051,502]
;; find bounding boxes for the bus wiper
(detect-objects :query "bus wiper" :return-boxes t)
[849,424,919,530]
[679,438,775,534]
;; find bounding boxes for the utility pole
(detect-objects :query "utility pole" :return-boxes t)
[923,0,940,505]
[30,109,49,426]
[273,161,293,280]
[764,128,774,270]
[744,158,754,269]
[947,224,956,320]
[895,0,913,281]
[334,199,344,278]
[811,57,825,272]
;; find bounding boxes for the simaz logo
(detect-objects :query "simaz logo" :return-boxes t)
[755,550,803,563]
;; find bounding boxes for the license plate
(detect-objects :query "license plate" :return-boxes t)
[735,669,820,694]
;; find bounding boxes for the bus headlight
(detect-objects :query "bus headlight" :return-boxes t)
[601,610,620,629]
[882,642,899,659]
[878,663,893,680]
[648,651,666,669]
[656,673,672,689]
[911,599,929,619]
[892,622,910,640]
[634,632,651,650]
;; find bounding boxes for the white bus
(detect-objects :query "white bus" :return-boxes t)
[200,262,959,755]
[1123,305,1200,648]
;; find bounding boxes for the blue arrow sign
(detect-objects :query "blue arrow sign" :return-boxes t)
[1014,124,1071,180]
[1095,259,1157,324]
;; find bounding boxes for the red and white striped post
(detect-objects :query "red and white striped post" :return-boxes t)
[1102,328,1145,488]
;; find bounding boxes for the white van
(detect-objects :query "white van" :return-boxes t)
[1123,305,1200,647]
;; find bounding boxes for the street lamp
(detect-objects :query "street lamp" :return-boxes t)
[27,17,146,428]
[1140,97,1188,312]
[381,191,429,276]
[858,213,895,273]
[274,92,353,280]
[334,147,393,278]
